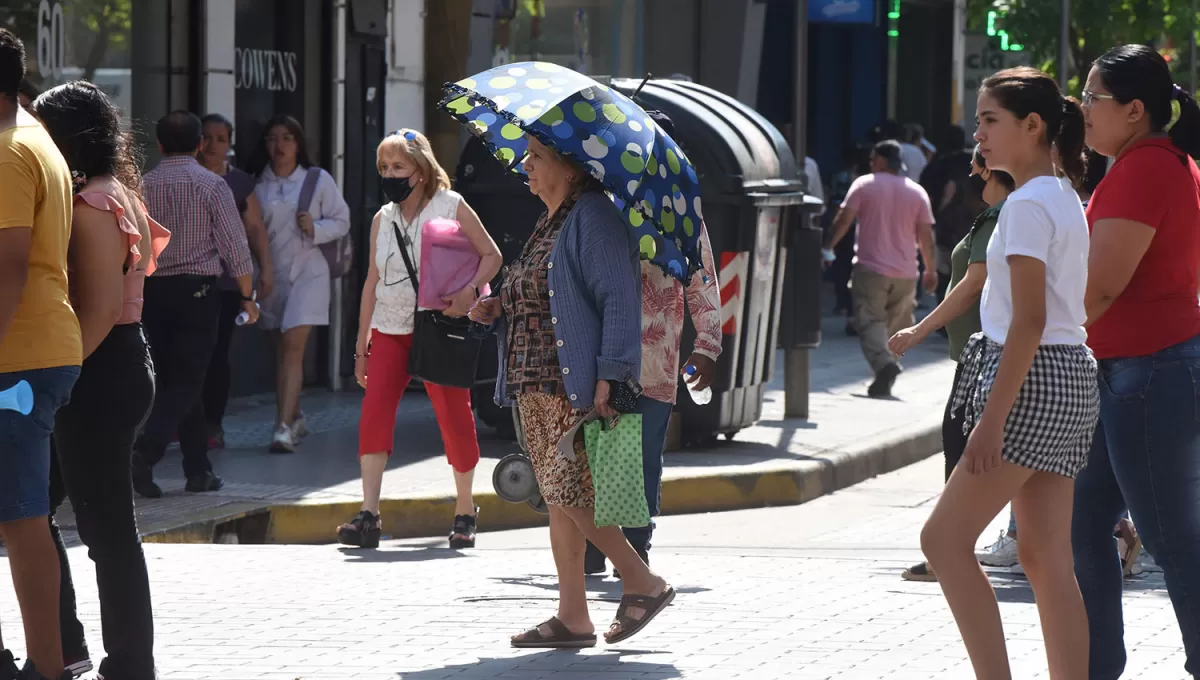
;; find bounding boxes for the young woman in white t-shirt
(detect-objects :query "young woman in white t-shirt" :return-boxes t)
[920,67,1100,679]
[337,129,501,550]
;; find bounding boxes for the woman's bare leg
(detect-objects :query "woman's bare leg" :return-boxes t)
[1012,472,1089,679]
[359,452,388,515]
[453,469,476,516]
[922,461,1035,680]
[276,325,312,427]
[549,505,592,634]
[558,506,668,640]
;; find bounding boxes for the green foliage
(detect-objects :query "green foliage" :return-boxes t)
[969,0,1198,86]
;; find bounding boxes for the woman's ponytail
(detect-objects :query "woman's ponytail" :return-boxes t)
[1167,87,1200,159]
[1056,95,1087,187]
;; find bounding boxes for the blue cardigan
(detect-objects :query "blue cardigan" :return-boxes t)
[493,191,642,409]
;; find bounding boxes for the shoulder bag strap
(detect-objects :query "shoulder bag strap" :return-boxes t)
[297,167,322,213]
[392,221,419,295]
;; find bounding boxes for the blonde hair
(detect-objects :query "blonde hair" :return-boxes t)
[376,128,451,201]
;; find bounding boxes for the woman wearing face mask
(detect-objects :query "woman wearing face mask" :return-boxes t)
[889,145,1016,583]
[246,115,351,453]
[337,129,501,550]
[1074,44,1200,680]
[197,113,274,450]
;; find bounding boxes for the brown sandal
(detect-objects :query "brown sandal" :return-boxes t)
[511,616,597,649]
[605,584,676,645]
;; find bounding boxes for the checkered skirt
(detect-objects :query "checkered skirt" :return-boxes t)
[950,333,1100,478]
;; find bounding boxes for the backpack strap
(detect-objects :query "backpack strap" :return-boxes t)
[297,167,322,213]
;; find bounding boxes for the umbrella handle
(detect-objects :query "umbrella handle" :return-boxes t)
[631,73,652,99]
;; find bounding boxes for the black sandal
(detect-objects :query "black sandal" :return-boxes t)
[337,510,381,549]
[449,507,479,549]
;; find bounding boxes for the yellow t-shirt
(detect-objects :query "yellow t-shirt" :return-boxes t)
[0,117,81,372]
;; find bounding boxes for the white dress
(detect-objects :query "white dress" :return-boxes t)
[255,166,351,331]
[372,189,462,336]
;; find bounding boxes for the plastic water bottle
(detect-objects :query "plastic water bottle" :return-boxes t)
[683,364,712,405]
[236,294,259,326]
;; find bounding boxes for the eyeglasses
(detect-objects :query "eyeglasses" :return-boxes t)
[266,134,296,144]
[1081,90,1116,106]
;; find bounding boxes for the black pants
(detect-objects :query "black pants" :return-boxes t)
[201,289,243,429]
[49,323,156,679]
[942,362,969,480]
[831,231,855,314]
[137,275,220,478]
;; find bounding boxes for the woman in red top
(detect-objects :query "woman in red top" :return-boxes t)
[1076,43,1200,680]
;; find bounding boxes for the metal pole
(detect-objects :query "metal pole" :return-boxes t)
[328,0,347,392]
[1058,0,1070,90]
[785,0,811,420]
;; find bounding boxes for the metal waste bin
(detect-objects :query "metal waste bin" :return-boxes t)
[453,136,545,436]
[608,78,813,447]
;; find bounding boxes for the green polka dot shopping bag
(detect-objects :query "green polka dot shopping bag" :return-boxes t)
[437,61,704,284]
[584,415,651,529]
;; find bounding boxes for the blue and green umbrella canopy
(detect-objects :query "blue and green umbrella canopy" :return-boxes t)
[438,61,704,283]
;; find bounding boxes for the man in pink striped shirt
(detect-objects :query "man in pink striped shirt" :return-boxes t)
[133,110,257,499]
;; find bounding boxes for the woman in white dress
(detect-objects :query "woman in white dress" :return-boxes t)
[248,115,351,453]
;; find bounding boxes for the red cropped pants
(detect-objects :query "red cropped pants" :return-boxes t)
[358,331,481,473]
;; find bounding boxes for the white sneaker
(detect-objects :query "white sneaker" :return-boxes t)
[976,531,1020,567]
[270,423,295,454]
[291,412,309,439]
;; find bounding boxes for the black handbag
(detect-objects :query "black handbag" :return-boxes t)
[393,222,482,388]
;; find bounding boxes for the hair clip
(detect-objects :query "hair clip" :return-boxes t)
[70,169,87,195]
[1166,99,1183,132]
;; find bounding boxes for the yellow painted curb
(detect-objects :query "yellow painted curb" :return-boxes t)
[145,425,942,544]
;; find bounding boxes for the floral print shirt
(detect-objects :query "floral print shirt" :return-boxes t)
[640,222,722,404]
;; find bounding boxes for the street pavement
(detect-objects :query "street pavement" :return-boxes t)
[54,303,961,541]
[2,456,1186,680]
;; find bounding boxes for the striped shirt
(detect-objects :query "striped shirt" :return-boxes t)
[143,155,252,278]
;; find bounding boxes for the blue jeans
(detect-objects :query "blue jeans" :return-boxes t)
[621,396,674,552]
[0,366,80,522]
[1072,333,1200,680]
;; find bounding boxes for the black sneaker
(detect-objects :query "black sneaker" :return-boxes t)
[584,541,607,575]
[868,363,902,398]
[19,659,72,680]
[63,656,91,679]
[185,472,224,493]
[131,459,163,499]
[448,507,479,549]
[1,651,18,680]
[337,510,381,549]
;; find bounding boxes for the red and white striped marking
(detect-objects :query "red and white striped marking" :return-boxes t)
[719,251,748,336]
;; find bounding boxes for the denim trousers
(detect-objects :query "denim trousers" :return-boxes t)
[50,323,157,679]
[1072,332,1200,680]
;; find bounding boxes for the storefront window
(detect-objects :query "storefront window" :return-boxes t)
[5,0,134,110]
[4,0,192,164]
[233,0,328,170]
[491,0,636,76]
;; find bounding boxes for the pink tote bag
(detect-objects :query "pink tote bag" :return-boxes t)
[418,218,490,310]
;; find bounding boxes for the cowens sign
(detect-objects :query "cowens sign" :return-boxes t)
[234,47,299,92]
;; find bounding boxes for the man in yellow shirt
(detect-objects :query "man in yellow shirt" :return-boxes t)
[0,28,80,680]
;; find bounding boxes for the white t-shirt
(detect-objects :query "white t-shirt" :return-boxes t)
[371,189,462,335]
[980,176,1089,346]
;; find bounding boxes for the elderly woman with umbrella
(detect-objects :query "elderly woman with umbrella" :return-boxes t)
[451,63,703,647]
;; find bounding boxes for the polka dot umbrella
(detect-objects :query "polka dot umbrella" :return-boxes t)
[438,61,704,284]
